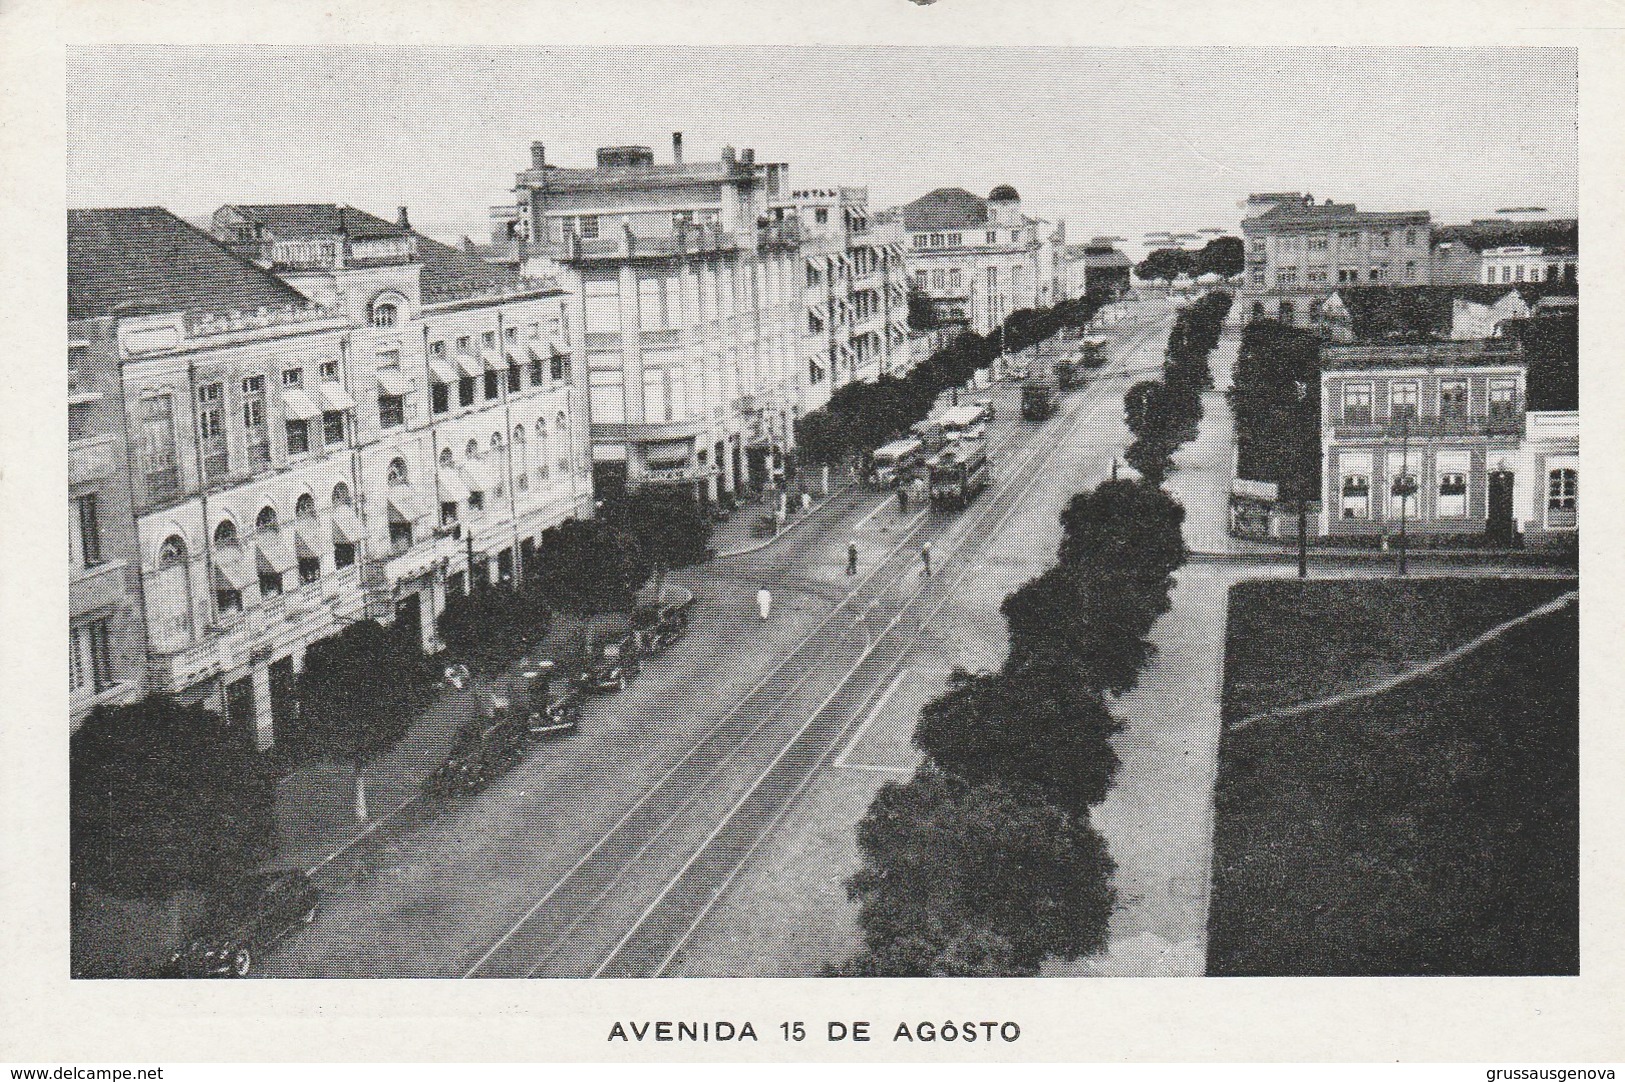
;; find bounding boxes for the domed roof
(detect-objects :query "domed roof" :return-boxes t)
[988,184,1021,203]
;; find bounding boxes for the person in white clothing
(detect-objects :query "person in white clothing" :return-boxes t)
[757,587,772,621]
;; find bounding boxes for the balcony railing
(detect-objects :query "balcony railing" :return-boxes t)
[1331,409,1524,439]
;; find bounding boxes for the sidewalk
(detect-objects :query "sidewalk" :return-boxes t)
[711,476,855,558]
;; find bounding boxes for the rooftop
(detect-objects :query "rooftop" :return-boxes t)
[1433,218,1578,253]
[1241,196,1430,234]
[1322,338,1524,370]
[224,203,411,240]
[68,207,313,323]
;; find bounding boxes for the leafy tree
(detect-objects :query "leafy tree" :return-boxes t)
[1001,565,1164,694]
[1058,478,1188,581]
[1196,236,1245,278]
[529,516,653,617]
[843,766,1115,975]
[437,585,546,675]
[914,653,1124,814]
[600,487,713,599]
[71,697,276,901]
[1508,315,1578,412]
[1135,247,1192,284]
[1230,319,1322,499]
[907,285,940,332]
[297,620,432,820]
[794,408,850,468]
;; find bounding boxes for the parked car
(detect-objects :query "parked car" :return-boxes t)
[578,633,644,693]
[161,870,319,978]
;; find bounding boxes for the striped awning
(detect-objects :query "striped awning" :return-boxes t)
[316,382,357,412]
[294,518,326,559]
[387,488,423,523]
[212,548,255,591]
[438,468,471,502]
[426,356,459,385]
[375,367,413,396]
[256,531,297,574]
[332,505,363,544]
[281,388,323,422]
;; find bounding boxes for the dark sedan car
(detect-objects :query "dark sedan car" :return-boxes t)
[578,634,643,693]
[161,870,319,978]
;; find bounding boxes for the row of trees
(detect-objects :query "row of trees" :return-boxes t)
[71,489,716,905]
[796,294,1111,468]
[1134,237,1244,285]
[1229,318,1323,502]
[833,478,1188,975]
[1123,291,1233,483]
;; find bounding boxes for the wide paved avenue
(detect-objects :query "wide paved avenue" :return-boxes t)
[258,302,1172,978]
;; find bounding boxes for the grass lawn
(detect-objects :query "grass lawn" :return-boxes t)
[1208,580,1577,975]
[1222,577,1574,721]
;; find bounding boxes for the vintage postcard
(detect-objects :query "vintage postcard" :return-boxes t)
[4,0,1622,1066]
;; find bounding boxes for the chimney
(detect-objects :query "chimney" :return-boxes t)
[397,206,411,230]
[722,145,736,165]
[741,148,755,165]
[530,141,546,170]
[672,132,684,164]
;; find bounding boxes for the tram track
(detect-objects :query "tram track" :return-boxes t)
[459,310,1170,978]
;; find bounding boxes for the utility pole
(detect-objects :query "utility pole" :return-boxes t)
[1396,413,1413,577]
[1297,497,1308,579]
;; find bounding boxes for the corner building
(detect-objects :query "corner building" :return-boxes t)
[213,204,593,664]
[492,137,804,503]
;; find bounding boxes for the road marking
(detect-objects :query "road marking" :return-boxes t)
[831,667,911,770]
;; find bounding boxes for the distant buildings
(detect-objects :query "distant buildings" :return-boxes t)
[1077,239,1132,298]
[488,136,805,503]
[1430,218,1577,287]
[894,186,1065,335]
[1240,192,1432,326]
[775,187,913,413]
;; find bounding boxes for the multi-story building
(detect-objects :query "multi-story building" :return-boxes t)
[1240,192,1432,326]
[212,203,592,656]
[775,186,911,412]
[1517,409,1578,546]
[896,186,1060,335]
[1319,339,1526,543]
[67,305,148,730]
[489,136,804,503]
[1431,218,1578,287]
[70,207,363,749]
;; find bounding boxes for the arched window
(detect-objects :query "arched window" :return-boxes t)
[371,294,402,328]
[295,493,317,520]
[512,426,529,491]
[151,534,194,649]
[491,432,504,454]
[439,447,454,468]
[387,458,409,486]
[556,410,570,473]
[535,418,550,479]
[466,438,481,459]
[332,481,353,507]
[256,506,279,532]
[213,519,239,547]
[490,433,506,497]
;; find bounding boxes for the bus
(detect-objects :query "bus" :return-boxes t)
[928,443,991,509]
[1021,381,1055,422]
[936,404,990,443]
[869,438,925,488]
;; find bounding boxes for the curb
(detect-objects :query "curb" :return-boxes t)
[711,482,859,559]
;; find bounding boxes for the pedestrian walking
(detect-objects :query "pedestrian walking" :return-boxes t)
[757,587,772,621]
[801,491,812,514]
[897,485,909,513]
[847,541,859,575]
[921,540,933,577]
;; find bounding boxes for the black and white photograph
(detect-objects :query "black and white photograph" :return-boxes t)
[7,2,1621,1066]
[60,42,1582,983]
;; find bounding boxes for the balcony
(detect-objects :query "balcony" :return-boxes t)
[69,436,117,486]
[1331,409,1524,440]
[70,559,129,621]
[562,226,744,263]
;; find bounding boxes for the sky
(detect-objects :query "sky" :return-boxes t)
[66,46,1577,259]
